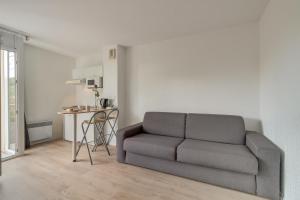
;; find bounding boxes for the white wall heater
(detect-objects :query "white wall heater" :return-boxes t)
[27,121,53,145]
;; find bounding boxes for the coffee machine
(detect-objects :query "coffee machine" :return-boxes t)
[99,98,113,108]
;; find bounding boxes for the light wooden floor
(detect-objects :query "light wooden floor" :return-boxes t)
[0,141,266,200]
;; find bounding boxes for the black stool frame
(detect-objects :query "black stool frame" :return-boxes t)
[75,111,108,165]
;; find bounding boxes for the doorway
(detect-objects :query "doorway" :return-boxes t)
[1,49,18,160]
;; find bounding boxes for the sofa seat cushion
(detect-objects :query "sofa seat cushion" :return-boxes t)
[177,139,258,175]
[124,133,183,161]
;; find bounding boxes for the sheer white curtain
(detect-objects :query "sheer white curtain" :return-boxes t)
[0,29,25,160]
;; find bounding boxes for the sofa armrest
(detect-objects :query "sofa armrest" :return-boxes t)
[246,131,281,200]
[116,122,143,163]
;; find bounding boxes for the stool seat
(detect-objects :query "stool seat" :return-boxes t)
[83,117,106,124]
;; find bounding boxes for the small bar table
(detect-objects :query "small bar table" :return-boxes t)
[57,107,114,162]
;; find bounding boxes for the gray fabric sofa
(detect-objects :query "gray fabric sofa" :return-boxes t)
[116,112,281,200]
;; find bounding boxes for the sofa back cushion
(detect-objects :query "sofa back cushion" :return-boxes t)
[143,112,186,138]
[186,113,245,144]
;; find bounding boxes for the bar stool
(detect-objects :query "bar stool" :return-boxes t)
[92,108,119,152]
[106,108,119,144]
[75,111,108,165]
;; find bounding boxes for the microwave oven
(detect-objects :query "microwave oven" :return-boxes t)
[86,77,103,88]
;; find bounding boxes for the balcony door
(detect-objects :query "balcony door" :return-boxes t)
[1,49,18,162]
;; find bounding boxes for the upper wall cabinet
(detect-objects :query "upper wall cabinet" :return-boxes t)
[72,65,103,80]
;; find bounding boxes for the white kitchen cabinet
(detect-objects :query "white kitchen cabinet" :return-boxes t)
[72,65,103,79]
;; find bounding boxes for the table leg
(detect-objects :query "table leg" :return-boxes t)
[72,114,77,162]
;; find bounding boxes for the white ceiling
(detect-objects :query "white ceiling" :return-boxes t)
[0,0,269,57]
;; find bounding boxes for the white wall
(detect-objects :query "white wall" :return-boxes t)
[260,0,300,199]
[117,46,127,129]
[24,44,76,140]
[125,23,260,131]
[101,45,127,145]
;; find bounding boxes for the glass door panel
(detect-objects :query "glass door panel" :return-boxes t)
[8,51,17,152]
[1,49,17,160]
